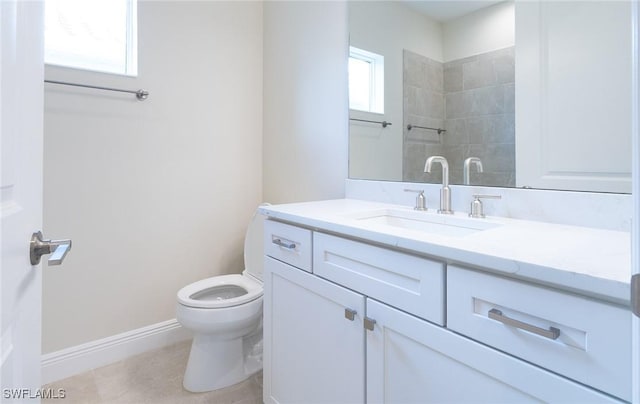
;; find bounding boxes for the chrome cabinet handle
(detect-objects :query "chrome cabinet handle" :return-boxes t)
[344,308,357,321]
[364,317,376,331]
[30,231,72,266]
[272,238,296,250]
[488,308,560,340]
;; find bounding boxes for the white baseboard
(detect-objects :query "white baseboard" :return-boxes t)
[41,319,192,385]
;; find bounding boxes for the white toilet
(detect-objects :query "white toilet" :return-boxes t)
[176,209,265,393]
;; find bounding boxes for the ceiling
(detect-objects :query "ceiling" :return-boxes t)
[400,1,505,22]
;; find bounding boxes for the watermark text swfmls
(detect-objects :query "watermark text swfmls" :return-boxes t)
[2,388,66,399]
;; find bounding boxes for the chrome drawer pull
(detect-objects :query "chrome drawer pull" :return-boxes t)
[488,309,560,340]
[272,238,296,250]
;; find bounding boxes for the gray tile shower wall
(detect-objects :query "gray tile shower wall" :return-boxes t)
[403,50,445,183]
[403,47,515,187]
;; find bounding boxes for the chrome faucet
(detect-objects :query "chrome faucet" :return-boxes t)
[463,157,483,185]
[424,156,453,214]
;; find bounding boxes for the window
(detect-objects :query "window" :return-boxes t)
[44,0,138,76]
[348,46,384,114]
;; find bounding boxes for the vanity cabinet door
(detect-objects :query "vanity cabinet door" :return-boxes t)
[263,256,366,404]
[365,299,619,404]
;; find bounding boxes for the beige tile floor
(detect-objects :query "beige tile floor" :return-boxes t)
[43,340,263,404]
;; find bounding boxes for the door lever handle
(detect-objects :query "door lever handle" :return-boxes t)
[30,231,72,266]
[48,242,71,265]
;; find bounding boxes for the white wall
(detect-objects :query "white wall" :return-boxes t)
[442,1,515,62]
[349,2,442,65]
[262,1,349,204]
[348,1,442,181]
[42,1,263,353]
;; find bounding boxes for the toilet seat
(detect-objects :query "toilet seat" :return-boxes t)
[177,274,263,309]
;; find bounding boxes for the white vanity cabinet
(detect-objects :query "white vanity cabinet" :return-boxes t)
[263,219,627,403]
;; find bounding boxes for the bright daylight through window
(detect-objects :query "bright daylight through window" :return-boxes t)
[45,0,138,76]
[348,46,384,114]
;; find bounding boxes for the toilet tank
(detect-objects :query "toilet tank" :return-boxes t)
[243,206,266,281]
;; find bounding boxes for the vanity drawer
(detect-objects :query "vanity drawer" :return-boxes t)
[447,265,631,401]
[313,232,445,325]
[263,220,312,272]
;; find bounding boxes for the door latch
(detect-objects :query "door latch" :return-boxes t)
[632,274,640,318]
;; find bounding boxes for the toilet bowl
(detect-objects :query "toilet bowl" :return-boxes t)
[176,207,266,393]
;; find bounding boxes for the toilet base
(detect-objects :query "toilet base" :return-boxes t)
[183,334,255,393]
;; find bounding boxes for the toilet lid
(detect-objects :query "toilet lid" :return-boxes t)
[243,204,268,281]
[177,274,263,309]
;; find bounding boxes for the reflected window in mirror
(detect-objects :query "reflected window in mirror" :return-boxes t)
[349,46,384,114]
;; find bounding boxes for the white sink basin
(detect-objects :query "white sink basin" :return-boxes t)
[343,208,502,237]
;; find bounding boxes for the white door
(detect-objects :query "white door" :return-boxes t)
[632,1,640,402]
[1,0,45,399]
[515,1,632,193]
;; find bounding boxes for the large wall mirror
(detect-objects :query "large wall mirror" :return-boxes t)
[348,0,632,193]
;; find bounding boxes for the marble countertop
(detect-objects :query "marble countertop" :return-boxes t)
[260,199,631,305]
